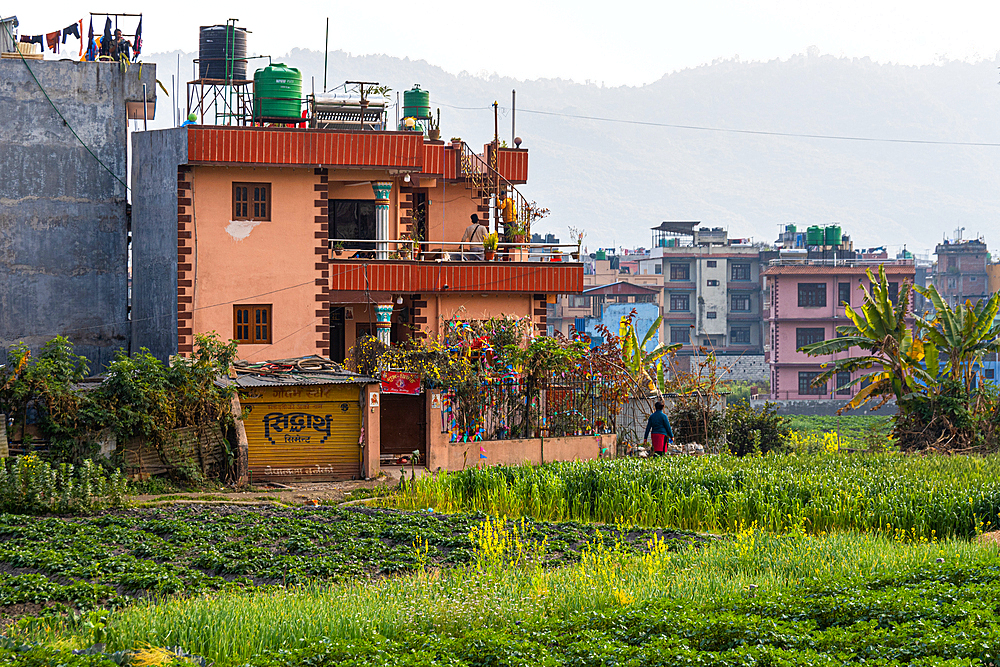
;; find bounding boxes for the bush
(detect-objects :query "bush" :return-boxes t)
[1,334,238,479]
[724,400,790,457]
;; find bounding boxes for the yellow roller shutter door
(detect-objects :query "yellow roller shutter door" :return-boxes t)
[243,384,361,480]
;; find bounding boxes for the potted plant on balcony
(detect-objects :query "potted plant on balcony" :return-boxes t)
[332,241,345,257]
[428,108,442,141]
[483,232,500,261]
[507,219,528,245]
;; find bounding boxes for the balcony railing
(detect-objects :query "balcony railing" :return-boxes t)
[329,239,582,262]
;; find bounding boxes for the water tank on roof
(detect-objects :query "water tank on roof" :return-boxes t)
[254,64,303,121]
[785,224,797,234]
[596,249,607,260]
[806,225,824,246]
[199,25,248,80]
[825,225,842,247]
[402,84,432,119]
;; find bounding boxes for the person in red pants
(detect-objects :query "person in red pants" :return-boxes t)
[643,401,674,457]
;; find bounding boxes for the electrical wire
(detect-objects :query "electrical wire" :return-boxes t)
[242,318,322,361]
[515,107,1000,147]
[8,275,337,342]
[4,23,131,192]
[437,96,1000,148]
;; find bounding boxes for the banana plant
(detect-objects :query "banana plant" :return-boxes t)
[799,265,933,411]
[619,313,680,395]
[913,284,1000,393]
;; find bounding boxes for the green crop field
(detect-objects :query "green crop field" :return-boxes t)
[4,454,1000,666]
[786,413,893,439]
[389,453,1000,539]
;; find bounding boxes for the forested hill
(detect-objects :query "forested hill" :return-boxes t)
[145,47,1000,254]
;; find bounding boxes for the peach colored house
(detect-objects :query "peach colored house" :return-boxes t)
[761,259,914,400]
[130,121,585,480]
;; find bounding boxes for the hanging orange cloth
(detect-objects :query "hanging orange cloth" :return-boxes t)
[45,31,59,53]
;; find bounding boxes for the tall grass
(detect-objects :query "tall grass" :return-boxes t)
[21,529,994,667]
[388,454,1000,539]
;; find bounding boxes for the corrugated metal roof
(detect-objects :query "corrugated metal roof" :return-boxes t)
[232,373,377,387]
[222,355,377,388]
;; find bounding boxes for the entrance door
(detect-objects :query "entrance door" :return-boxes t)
[379,393,427,465]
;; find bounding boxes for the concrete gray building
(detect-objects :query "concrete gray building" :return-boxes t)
[636,222,768,381]
[0,58,155,371]
[934,232,989,309]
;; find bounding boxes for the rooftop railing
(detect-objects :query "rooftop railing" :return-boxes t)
[768,257,915,267]
[328,239,582,262]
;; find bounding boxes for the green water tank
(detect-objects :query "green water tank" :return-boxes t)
[806,225,824,246]
[403,84,432,119]
[596,249,607,260]
[785,224,797,234]
[825,225,842,246]
[254,64,302,120]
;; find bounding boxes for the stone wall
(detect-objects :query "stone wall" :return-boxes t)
[688,353,769,382]
[0,59,156,371]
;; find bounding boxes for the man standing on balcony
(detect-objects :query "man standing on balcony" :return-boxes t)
[499,191,517,260]
[461,214,487,261]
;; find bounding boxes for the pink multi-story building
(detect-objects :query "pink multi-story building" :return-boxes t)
[762,258,915,400]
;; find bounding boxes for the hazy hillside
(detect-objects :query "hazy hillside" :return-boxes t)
[144,48,1000,254]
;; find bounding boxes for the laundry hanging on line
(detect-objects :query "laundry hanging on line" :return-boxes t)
[16,19,84,56]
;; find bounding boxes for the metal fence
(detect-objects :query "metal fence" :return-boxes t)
[443,375,624,442]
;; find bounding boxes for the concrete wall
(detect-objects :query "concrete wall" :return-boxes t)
[131,127,186,361]
[1,59,155,371]
[424,389,614,469]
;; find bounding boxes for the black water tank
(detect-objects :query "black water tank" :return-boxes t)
[198,25,247,80]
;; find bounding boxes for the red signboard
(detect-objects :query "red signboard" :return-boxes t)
[381,371,422,395]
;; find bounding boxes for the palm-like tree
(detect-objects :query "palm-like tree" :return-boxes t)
[914,285,1000,394]
[619,314,680,395]
[799,265,930,411]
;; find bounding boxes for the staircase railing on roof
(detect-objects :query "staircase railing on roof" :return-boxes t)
[456,141,536,237]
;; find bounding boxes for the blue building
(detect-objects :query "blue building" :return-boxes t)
[572,282,662,350]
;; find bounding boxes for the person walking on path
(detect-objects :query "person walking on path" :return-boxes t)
[643,401,674,456]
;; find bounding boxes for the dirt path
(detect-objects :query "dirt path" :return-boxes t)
[133,476,397,505]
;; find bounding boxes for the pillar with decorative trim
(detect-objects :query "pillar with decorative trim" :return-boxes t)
[372,181,392,260]
[375,303,393,346]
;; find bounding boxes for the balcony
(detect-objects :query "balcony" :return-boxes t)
[728,311,762,321]
[327,240,583,294]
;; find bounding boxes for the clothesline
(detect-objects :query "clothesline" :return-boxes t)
[16,14,142,62]
[19,20,84,57]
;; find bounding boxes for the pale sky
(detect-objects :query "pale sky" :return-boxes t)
[12,0,1000,86]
